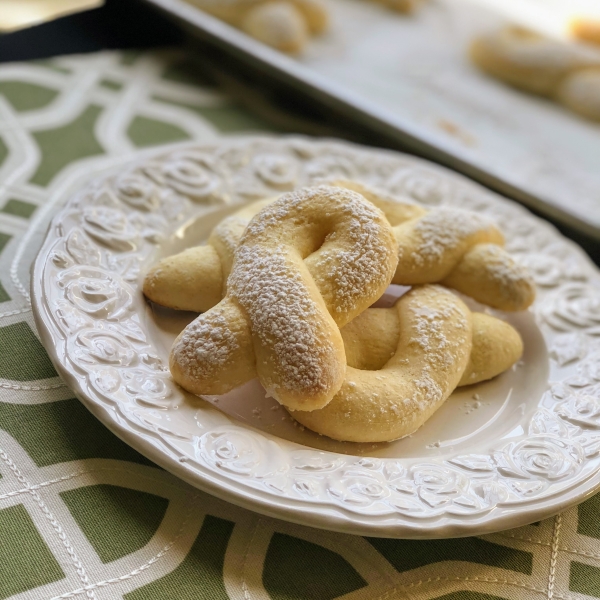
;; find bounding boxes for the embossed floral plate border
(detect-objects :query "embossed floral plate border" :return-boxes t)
[32,136,600,538]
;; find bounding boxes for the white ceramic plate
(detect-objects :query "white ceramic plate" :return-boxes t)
[32,136,600,538]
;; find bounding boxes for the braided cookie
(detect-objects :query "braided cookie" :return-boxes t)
[470,26,600,121]
[292,284,522,443]
[170,186,398,411]
[145,184,534,312]
[186,0,328,54]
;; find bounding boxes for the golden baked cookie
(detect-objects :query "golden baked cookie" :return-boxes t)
[470,25,600,121]
[470,26,588,96]
[170,186,398,411]
[292,284,523,442]
[160,185,526,442]
[556,67,600,122]
[186,0,328,53]
[333,180,535,311]
[340,301,523,386]
[144,200,272,313]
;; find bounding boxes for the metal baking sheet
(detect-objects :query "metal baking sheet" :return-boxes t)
[145,0,600,239]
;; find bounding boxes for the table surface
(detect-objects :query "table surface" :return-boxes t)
[2,29,600,600]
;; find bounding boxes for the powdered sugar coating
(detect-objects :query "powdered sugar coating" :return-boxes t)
[389,203,535,310]
[310,213,398,318]
[404,287,469,415]
[356,289,469,425]
[239,185,397,324]
[406,208,496,268]
[229,245,335,398]
[472,244,535,304]
[172,305,239,380]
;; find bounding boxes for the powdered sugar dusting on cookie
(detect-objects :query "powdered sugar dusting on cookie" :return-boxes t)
[172,305,239,380]
[230,245,335,399]
[290,285,474,442]
[227,185,396,399]
[405,286,469,412]
[473,244,535,307]
[312,198,397,320]
[408,208,495,267]
[393,205,534,310]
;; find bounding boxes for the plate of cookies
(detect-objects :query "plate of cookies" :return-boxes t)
[32,136,600,538]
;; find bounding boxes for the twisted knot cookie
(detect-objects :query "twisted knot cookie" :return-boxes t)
[170,186,399,411]
[470,26,600,121]
[187,0,328,53]
[341,297,522,388]
[144,182,535,312]
[293,284,523,442]
[332,180,535,311]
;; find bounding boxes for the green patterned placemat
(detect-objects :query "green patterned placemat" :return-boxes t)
[0,48,599,600]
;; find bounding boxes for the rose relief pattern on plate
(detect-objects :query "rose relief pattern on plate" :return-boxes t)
[32,137,600,535]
